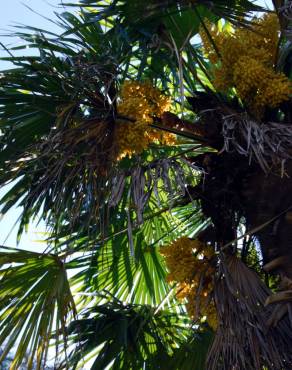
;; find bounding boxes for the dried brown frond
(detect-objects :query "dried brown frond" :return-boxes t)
[207,254,292,370]
[27,114,116,230]
[222,113,292,173]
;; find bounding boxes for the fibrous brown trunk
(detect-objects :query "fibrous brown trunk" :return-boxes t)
[242,162,292,280]
[161,102,292,367]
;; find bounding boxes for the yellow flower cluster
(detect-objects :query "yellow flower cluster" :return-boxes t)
[160,237,217,330]
[233,57,291,115]
[200,14,291,117]
[116,81,175,159]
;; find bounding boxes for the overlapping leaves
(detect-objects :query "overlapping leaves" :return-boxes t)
[65,293,213,370]
[0,0,274,369]
[0,246,76,369]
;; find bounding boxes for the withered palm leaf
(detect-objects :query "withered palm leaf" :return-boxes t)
[208,254,292,370]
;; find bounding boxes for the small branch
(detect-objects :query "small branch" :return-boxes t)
[221,203,292,252]
[265,290,292,305]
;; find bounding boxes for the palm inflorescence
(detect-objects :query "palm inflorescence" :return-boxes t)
[0,0,292,369]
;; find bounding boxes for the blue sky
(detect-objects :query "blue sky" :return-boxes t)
[0,0,61,250]
[0,0,273,251]
[0,0,63,69]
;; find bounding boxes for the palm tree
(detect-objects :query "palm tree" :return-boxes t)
[0,0,291,368]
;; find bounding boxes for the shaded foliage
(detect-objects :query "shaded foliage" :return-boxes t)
[1,0,292,369]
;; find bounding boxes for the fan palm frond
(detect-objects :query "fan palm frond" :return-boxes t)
[64,0,263,27]
[0,246,76,369]
[0,0,291,369]
[65,292,212,370]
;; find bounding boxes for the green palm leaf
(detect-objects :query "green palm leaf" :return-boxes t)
[65,293,212,369]
[66,200,205,305]
[0,246,76,369]
[0,0,285,369]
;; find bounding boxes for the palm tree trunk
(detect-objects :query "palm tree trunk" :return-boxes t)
[241,162,292,310]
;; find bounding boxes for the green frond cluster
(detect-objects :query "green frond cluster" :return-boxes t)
[0,0,291,369]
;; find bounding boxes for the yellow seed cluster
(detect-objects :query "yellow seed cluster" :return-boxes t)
[160,237,217,330]
[116,81,175,159]
[200,14,291,117]
[233,57,291,115]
